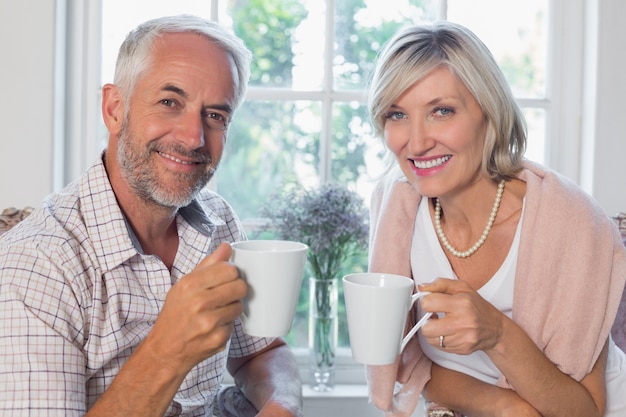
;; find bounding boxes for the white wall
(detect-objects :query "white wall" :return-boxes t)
[0,1,57,209]
[0,0,625,215]
[581,0,626,216]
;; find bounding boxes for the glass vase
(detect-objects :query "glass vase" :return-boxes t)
[308,277,338,391]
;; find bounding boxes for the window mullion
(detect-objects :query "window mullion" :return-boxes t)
[546,0,583,183]
[209,0,218,21]
[320,0,335,184]
[61,0,102,188]
[438,0,448,20]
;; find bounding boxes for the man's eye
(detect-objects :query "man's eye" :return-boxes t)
[160,99,177,108]
[207,112,224,121]
[204,112,228,130]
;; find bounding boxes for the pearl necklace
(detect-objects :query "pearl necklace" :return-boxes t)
[434,180,505,258]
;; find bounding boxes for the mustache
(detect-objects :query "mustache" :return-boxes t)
[148,142,213,165]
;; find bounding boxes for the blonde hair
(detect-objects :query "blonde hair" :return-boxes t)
[368,21,526,179]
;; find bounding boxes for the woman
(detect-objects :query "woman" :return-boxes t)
[365,21,626,416]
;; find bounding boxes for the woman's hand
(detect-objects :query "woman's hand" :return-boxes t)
[419,278,608,417]
[418,278,505,354]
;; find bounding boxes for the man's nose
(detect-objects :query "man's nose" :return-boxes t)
[176,112,206,149]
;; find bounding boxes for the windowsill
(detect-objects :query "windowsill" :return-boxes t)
[223,347,425,416]
[303,383,368,398]
[293,346,368,384]
[302,384,379,417]
[224,381,426,417]
[302,384,426,417]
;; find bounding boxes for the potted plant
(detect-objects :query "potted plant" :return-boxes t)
[260,182,369,391]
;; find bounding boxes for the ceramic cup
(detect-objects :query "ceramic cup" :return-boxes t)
[230,240,308,337]
[343,272,432,365]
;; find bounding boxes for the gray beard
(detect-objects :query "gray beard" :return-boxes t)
[116,123,216,210]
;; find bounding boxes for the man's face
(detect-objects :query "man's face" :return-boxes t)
[113,32,237,209]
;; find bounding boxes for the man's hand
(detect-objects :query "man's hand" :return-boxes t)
[87,242,248,417]
[145,242,248,373]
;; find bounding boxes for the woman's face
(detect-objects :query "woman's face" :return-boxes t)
[383,67,488,198]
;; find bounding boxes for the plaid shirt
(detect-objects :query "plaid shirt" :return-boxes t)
[0,154,272,416]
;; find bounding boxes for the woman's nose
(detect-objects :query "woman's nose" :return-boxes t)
[407,120,435,155]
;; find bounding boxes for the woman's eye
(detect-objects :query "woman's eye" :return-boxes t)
[385,111,405,121]
[434,107,454,116]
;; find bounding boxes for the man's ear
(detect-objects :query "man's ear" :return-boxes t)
[101,83,125,135]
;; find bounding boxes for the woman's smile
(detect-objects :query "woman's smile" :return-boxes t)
[411,155,452,172]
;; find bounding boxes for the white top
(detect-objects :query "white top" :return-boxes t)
[411,196,520,384]
[410,196,626,415]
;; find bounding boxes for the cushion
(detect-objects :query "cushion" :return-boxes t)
[0,206,34,236]
[611,213,626,352]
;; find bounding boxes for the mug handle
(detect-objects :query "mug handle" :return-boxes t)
[400,292,433,353]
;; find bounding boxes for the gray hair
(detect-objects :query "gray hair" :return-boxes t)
[114,14,252,111]
[368,21,527,179]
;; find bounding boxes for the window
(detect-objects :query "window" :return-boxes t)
[94,0,569,383]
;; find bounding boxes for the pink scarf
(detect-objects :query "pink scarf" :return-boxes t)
[366,161,626,416]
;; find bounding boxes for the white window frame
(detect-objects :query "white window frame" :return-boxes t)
[545,0,585,183]
[54,0,103,189]
[58,0,585,386]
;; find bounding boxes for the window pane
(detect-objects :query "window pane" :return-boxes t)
[214,100,321,220]
[333,0,439,91]
[229,0,318,89]
[447,0,548,99]
[523,108,546,164]
[331,102,386,202]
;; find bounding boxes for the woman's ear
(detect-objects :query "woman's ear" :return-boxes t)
[101,83,125,135]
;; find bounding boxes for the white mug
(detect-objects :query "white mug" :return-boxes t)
[343,272,432,365]
[230,240,308,337]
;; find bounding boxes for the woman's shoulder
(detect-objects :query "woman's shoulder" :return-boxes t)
[372,169,419,206]
[520,160,606,220]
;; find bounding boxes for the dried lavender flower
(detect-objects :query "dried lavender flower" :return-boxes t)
[260,183,369,281]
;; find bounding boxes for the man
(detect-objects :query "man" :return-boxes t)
[0,15,302,416]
